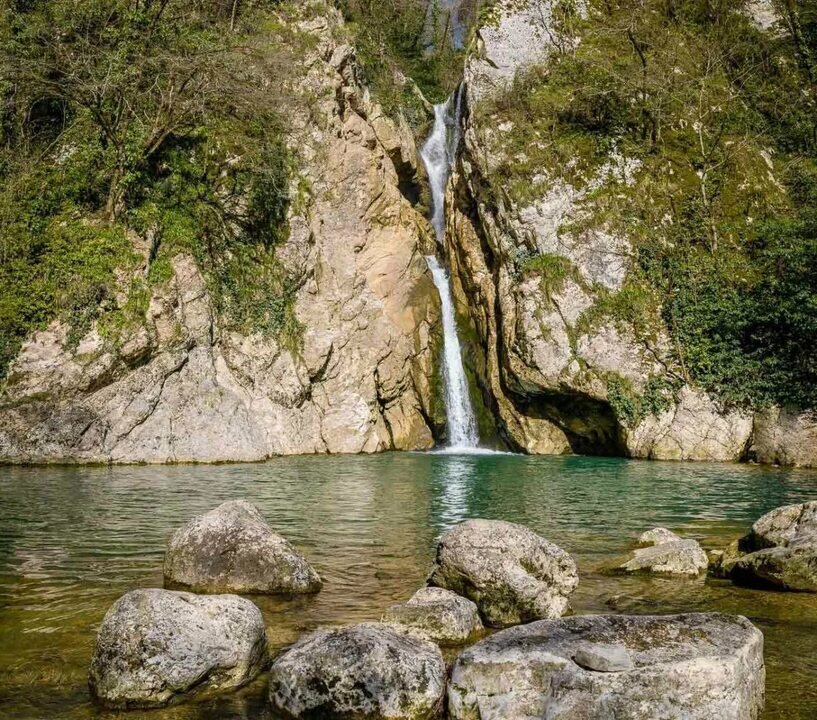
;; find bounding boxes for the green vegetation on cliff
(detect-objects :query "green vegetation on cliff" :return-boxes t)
[0,0,305,380]
[483,0,817,410]
[338,0,472,123]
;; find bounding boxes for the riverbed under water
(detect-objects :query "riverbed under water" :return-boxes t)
[2,453,817,719]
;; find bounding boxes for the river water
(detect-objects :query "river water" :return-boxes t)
[2,454,817,718]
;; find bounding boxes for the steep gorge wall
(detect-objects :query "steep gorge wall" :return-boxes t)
[445,0,817,466]
[0,8,442,464]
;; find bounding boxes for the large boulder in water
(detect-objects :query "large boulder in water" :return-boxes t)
[620,527,708,576]
[381,586,483,646]
[88,588,267,708]
[428,519,578,627]
[268,623,445,719]
[729,501,817,591]
[448,613,765,720]
[163,499,322,594]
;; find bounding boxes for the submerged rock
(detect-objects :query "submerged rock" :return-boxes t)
[268,623,445,719]
[428,519,578,627]
[163,500,322,594]
[728,501,817,591]
[621,527,708,576]
[382,586,483,646]
[88,588,267,709]
[448,613,765,720]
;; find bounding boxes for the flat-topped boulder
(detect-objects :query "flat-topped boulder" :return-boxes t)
[268,623,445,719]
[448,613,765,720]
[382,586,483,646]
[428,519,578,627]
[163,499,322,594]
[728,501,817,591]
[620,527,708,576]
[89,588,267,709]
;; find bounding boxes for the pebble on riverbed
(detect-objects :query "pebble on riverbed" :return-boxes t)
[381,586,484,646]
[163,499,322,594]
[428,519,579,627]
[620,526,709,576]
[268,622,446,720]
[448,613,765,720]
[88,588,267,709]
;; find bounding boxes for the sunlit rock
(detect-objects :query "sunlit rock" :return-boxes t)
[163,499,321,594]
[428,519,578,627]
[382,586,483,646]
[268,623,445,719]
[89,588,266,709]
[448,613,764,720]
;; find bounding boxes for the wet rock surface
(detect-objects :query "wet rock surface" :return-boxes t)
[268,622,445,719]
[163,500,321,594]
[381,586,483,646]
[88,588,267,709]
[428,519,578,627]
[448,613,765,720]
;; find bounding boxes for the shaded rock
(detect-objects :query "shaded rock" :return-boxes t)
[621,529,708,576]
[268,623,445,719]
[382,586,483,646]
[708,539,742,579]
[428,519,578,627]
[448,613,765,720]
[727,501,817,591]
[88,589,267,709]
[732,546,817,592]
[164,500,321,594]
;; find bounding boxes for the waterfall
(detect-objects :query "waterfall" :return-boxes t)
[421,90,479,450]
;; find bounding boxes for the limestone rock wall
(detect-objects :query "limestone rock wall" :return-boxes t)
[445,0,813,465]
[0,8,440,464]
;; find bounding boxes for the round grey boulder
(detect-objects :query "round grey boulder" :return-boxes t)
[448,613,765,720]
[382,587,483,646]
[268,622,445,719]
[637,527,680,546]
[88,588,267,708]
[163,499,322,594]
[621,527,708,576]
[727,501,817,591]
[428,519,578,627]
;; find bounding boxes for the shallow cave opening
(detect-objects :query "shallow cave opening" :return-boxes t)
[510,390,628,457]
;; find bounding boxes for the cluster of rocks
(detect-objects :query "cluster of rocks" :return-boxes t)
[88,510,773,718]
[89,500,321,708]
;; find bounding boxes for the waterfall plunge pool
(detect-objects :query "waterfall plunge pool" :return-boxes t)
[2,453,817,718]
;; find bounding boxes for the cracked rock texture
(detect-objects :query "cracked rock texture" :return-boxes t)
[0,6,439,464]
[164,499,321,594]
[444,0,809,464]
[448,613,765,720]
[88,588,267,709]
[268,623,446,720]
[428,519,578,627]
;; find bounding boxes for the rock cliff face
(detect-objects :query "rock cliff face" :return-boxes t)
[0,7,440,463]
[445,0,815,465]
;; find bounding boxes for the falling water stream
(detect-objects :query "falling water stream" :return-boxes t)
[420,88,479,450]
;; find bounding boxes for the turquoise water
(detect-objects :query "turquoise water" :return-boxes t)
[2,453,817,718]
